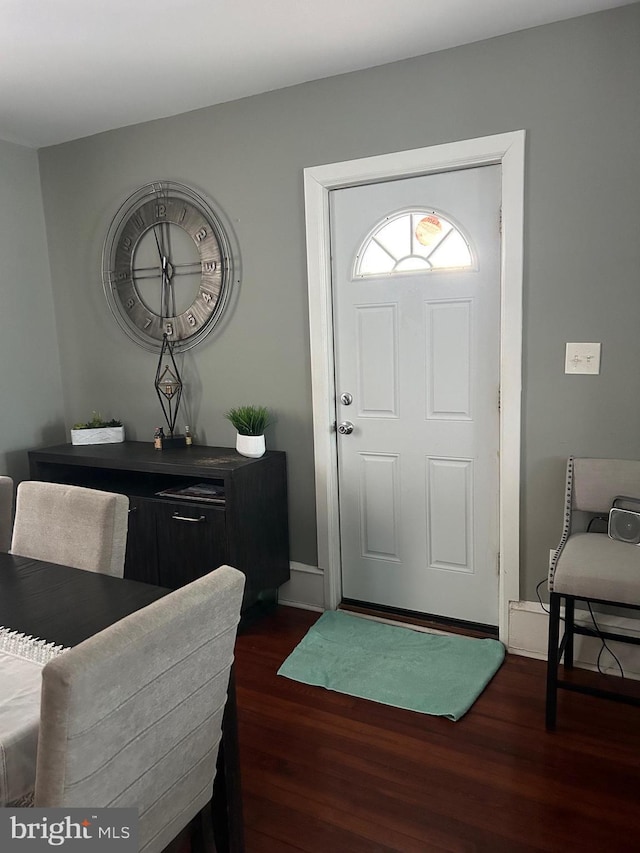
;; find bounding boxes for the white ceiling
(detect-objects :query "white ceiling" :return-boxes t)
[0,0,632,149]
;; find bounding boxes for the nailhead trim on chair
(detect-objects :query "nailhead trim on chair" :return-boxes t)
[549,456,574,591]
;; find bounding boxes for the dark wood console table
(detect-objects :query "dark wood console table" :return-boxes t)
[28,441,290,610]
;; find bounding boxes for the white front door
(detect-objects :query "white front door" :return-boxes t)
[330,164,501,626]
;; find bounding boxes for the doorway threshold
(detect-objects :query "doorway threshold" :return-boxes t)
[339,599,498,640]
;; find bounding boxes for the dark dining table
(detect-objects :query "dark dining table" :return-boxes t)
[0,552,243,852]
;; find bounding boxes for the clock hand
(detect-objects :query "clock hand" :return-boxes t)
[153,223,174,291]
[155,220,174,266]
[153,225,165,263]
[152,222,177,318]
[161,262,171,319]
[151,226,169,319]
[153,222,175,288]
[163,220,172,267]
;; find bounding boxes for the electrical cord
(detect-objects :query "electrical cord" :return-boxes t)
[586,601,625,678]
[537,577,625,678]
[536,578,552,615]
[583,521,625,676]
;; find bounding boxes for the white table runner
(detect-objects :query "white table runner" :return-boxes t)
[0,627,68,806]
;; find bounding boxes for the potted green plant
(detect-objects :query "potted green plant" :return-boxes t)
[224,405,272,458]
[70,412,124,446]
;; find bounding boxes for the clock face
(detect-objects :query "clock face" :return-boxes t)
[102,181,237,351]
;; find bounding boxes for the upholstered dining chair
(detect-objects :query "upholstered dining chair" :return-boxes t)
[10,481,129,577]
[34,564,245,853]
[0,475,13,552]
[546,456,640,730]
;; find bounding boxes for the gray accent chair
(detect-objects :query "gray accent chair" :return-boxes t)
[10,481,129,577]
[34,564,245,853]
[546,457,640,729]
[0,475,13,552]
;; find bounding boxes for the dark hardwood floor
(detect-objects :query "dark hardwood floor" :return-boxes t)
[234,606,640,853]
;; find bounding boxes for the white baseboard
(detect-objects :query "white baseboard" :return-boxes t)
[508,599,640,680]
[278,562,324,611]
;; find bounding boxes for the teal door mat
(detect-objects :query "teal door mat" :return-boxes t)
[277,610,505,721]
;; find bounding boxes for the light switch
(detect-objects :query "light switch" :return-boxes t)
[565,342,601,375]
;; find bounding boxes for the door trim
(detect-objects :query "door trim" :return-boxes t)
[304,131,525,642]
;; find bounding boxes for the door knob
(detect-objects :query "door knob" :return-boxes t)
[340,392,353,405]
[337,421,354,435]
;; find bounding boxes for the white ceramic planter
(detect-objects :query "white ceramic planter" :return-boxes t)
[70,426,125,446]
[236,433,265,458]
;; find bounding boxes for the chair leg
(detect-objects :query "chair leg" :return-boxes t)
[546,592,561,731]
[190,801,217,853]
[212,665,245,853]
[564,596,575,669]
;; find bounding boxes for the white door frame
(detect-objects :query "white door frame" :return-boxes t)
[303,131,525,642]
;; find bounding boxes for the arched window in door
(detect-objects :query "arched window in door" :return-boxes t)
[354,209,475,278]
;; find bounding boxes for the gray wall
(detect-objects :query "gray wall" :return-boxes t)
[0,138,64,482]
[36,4,640,599]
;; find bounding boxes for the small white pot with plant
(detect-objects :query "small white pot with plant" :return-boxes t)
[224,405,272,458]
[70,413,125,446]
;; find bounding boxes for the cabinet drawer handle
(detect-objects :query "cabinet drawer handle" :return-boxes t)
[172,513,207,523]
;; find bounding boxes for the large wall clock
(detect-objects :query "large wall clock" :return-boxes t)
[102,180,238,352]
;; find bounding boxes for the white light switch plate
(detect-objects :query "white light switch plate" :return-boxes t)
[565,342,601,374]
